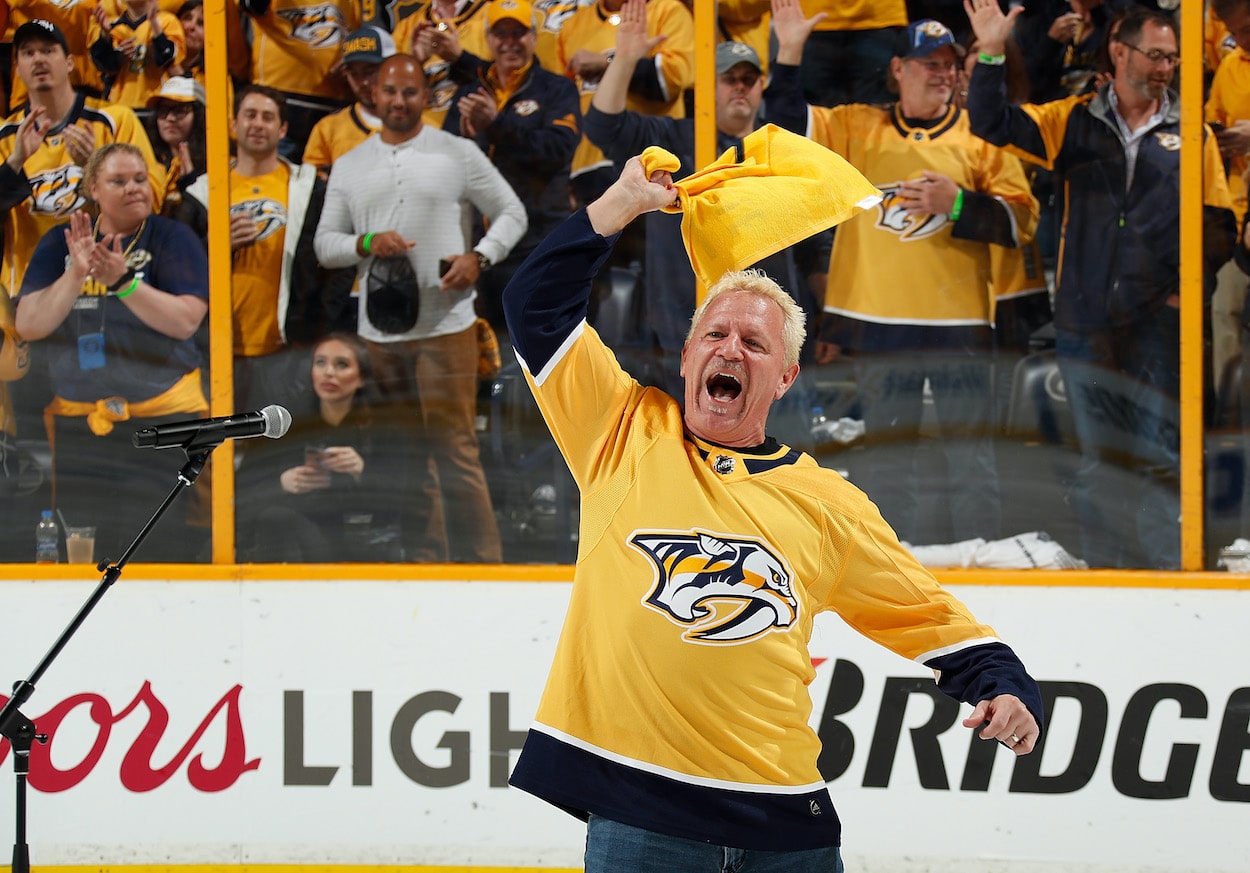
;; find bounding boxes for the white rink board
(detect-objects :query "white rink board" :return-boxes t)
[0,578,1246,872]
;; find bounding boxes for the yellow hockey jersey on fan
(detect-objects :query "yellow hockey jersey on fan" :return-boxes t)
[392,0,491,130]
[806,102,1036,329]
[557,0,694,179]
[0,96,166,296]
[89,9,185,108]
[302,102,379,172]
[532,0,583,74]
[229,164,290,357]
[1207,47,1250,221]
[504,209,1043,852]
[247,0,357,99]
[804,0,906,31]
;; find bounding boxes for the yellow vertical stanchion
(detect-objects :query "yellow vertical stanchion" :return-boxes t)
[203,0,236,564]
[1179,0,1204,570]
[692,0,715,304]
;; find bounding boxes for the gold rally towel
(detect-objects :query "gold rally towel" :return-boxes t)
[639,124,882,289]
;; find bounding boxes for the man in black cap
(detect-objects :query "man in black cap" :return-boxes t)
[303,25,397,176]
[0,19,165,307]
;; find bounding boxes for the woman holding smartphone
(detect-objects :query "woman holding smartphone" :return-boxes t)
[237,332,405,562]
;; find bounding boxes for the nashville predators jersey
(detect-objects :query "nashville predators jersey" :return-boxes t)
[392,0,491,130]
[532,0,589,73]
[302,102,379,172]
[1206,48,1250,221]
[504,209,1043,851]
[0,95,166,296]
[805,0,906,32]
[246,0,357,99]
[556,0,694,178]
[89,10,185,108]
[230,163,290,357]
[806,102,1035,337]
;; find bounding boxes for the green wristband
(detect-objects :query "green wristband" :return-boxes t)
[362,232,376,255]
[949,188,964,222]
[115,273,141,298]
[977,52,1006,66]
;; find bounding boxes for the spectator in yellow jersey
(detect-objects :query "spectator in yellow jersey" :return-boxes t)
[769,17,1039,546]
[303,25,396,176]
[502,154,1043,870]
[1207,0,1250,395]
[240,0,358,161]
[89,0,186,118]
[179,85,355,415]
[170,0,206,82]
[0,19,165,303]
[556,0,694,205]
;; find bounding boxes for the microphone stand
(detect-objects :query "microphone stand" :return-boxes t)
[0,443,217,873]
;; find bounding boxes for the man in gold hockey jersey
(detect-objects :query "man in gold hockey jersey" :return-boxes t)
[767,18,1039,547]
[302,25,396,175]
[503,155,1043,871]
[0,19,165,300]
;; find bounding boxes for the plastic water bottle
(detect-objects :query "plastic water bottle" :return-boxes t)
[35,509,59,564]
[810,406,837,444]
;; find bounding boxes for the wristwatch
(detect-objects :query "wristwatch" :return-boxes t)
[473,251,491,272]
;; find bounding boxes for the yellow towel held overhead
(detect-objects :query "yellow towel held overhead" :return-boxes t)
[639,124,882,289]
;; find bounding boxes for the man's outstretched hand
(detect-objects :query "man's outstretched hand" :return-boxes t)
[963,693,1040,756]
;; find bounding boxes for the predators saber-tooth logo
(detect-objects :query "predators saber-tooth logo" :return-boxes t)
[229,199,288,243]
[875,182,947,241]
[30,165,86,217]
[630,530,798,644]
[277,5,347,47]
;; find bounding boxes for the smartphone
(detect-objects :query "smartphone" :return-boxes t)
[304,445,326,471]
[439,257,454,277]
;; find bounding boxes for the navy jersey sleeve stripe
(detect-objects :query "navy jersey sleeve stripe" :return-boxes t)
[502,208,619,374]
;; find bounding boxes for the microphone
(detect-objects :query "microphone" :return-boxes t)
[132,405,292,450]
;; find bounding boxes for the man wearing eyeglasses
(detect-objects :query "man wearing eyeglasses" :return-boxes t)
[764,14,1039,547]
[965,1,1237,569]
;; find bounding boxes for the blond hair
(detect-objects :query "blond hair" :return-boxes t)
[82,143,146,188]
[686,269,807,368]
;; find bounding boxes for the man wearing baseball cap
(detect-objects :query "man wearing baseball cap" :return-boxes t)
[442,0,580,339]
[6,11,106,106]
[765,8,1039,547]
[303,26,397,174]
[0,18,165,296]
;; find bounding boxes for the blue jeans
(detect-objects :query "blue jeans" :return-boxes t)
[1055,316,1181,568]
[853,352,1001,544]
[585,815,844,873]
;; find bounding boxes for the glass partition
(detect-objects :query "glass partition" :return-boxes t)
[2,0,1243,575]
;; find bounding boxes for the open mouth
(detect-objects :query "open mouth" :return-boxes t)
[706,372,742,403]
